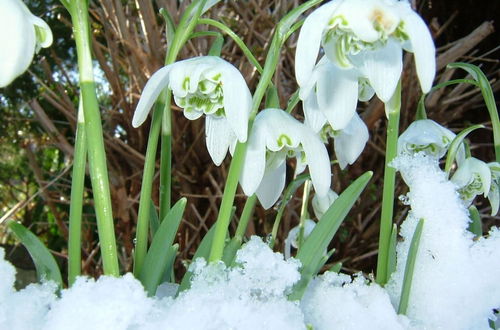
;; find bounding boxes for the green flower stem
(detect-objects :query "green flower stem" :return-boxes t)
[68,100,87,286]
[159,91,172,221]
[133,0,208,276]
[235,194,257,240]
[376,81,401,285]
[133,101,163,276]
[198,18,263,74]
[69,0,119,276]
[297,180,312,250]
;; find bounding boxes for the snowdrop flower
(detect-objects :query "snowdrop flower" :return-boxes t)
[398,119,464,162]
[452,157,491,208]
[284,219,316,259]
[319,113,369,169]
[0,0,53,87]
[132,56,252,165]
[301,57,375,130]
[488,163,500,216]
[240,109,331,209]
[312,189,339,219]
[296,0,435,127]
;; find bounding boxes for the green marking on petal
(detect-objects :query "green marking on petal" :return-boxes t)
[277,134,293,148]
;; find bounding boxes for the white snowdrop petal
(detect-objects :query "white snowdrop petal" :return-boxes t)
[295,1,338,87]
[240,125,267,196]
[334,113,369,169]
[256,161,287,209]
[312,189,339,220]
[300,128,331,197]
[352,39,403,102]
[132,65,172,127]
[303,92,327,133]
[220,63,251,142]
[317,64,360,130]
[401,8,436,93]
[0,0,52,88]
[205,116,233,166]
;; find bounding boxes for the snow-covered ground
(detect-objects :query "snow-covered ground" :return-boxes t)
[1,154,499,329]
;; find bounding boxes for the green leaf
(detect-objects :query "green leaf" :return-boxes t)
[139,198,186,296]
[398,218,425,315]
[208,33,224,56]
[447,62,500,162]
[467,205,482,238]
[289,171,373,300]
[387,224,398,279]
[8,221,62,287]
[149,199,160,239]
[265,85,280,109]
[445,124,484,176]
[329,262,342,273]
[179,224,217,292]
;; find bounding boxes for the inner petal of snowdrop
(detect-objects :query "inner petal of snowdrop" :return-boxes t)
[174,75,226,119]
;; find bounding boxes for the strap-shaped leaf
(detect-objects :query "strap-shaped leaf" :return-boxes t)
[8,221,62,287]
[149,199,160,239]
[290,171,372,300]
[398,218,425,315]
[139,198,186,296]
[448,62,500,162]
[179,224,216,292]
[387,224,398,279]
[444,124,484,175]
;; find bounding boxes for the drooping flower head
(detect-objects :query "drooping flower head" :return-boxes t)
[132,56,252,165]
[296,0,435,129]
[398,119,464,162]
[0,0,53,87]
[452,157,491,207]
[240,109,331,209]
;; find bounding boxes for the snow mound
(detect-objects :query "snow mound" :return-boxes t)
[387,153,500,329]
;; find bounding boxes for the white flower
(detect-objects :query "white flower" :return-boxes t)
[0,0,52,87]
[296,0,435,126]
[488,162,500,216]
[452,157,491,207]
[301,57,375,131]
[321,113,369,169]
[132,56,252,166]
[240,109,331,209]
[398,119,464,161]
[312,189,339,220]
[284,219,316,259]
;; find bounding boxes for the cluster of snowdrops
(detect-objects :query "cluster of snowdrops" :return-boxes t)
[1,0,500,329]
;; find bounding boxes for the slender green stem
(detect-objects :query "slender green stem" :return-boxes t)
[235,195,257,240]
[133,102,163,276]
[376,82,401,285]
[208,142,247,261]
[297,180,311,250]
[198,18,263,74]
[68,99,87,286]
[159,91,172,221]
[270,174,309,248]
[69,0,119,276]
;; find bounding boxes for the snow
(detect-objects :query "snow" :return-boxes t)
[387,153,500,330]
[0,153,498,329]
